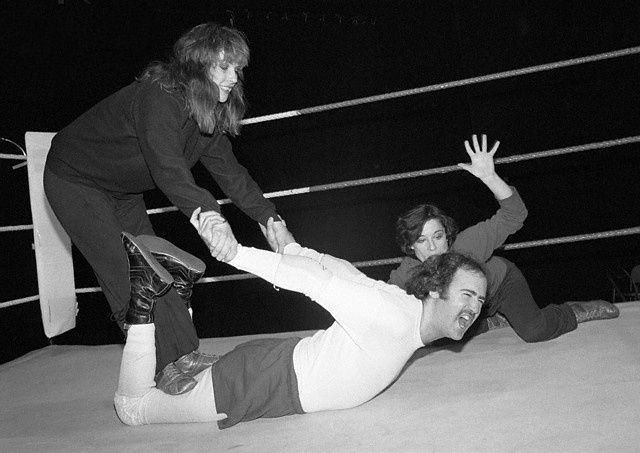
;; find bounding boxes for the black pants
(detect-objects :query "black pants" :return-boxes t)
[485,259,578,343]
[44,167,198,373]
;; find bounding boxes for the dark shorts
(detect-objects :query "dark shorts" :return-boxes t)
[211,336,305,429]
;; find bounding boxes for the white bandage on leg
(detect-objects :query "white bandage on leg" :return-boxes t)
[114,371,223,426]
[114,324,224,426]
[116,324,156,397]
[114,393,147,426]
[114,323,157,425]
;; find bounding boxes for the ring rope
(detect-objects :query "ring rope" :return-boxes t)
[3,226,638,308]
[241,45,640,125]
[0,295,40,308]
[501,227,640,251]
[0,153,27,160]
[0,224,35,233]
[0,138,28,170]
[2,46,638,307]
[2,45,638,165]
[0,137,27,157]
[2,134,639,232]
[146,134,640,215]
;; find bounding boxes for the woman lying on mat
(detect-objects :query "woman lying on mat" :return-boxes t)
[388,134,618,343]
[114,218,487,428]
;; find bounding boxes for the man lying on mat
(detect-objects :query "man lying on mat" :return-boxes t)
[113,217,486,428]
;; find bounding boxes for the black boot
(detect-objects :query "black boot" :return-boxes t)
[567,300,620,323]
[135,235,211,394]
[121,232,174,325]
[174,350,220,377]
[135,235,205,310]
[154,363,197,395]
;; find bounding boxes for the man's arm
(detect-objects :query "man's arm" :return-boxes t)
[262,217,366,283]
[259,218,296,253]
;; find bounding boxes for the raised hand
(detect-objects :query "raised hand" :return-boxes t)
[458,134,500,181]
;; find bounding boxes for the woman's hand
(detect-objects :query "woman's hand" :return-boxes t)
[457,134,513,200]
[458,134,500,181]
[190,208,238,262]
[260,217,296,254]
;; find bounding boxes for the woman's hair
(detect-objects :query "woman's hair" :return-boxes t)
[139,22,249,136]
[394,203,459,256]
[405,252,485,301]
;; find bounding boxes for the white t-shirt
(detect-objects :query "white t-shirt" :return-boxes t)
[229,244,425,413]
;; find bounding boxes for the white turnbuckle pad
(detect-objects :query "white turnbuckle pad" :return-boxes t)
[25,131,77,338]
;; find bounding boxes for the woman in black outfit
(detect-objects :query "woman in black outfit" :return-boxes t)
[44,22,295,395]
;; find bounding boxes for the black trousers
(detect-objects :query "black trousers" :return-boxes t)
[485,259,578,343]
[44,167,199,373]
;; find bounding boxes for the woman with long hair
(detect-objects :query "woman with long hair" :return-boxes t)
[44,23,295,395]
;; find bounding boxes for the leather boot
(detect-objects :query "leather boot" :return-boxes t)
[135,235,205,310]
[154,352,219,395]
[567,300,620,323]
[155,363,198,395]
[174,350,220,376]
[154,350,220,394]
[135,235,209,395]
[121,232,174,325]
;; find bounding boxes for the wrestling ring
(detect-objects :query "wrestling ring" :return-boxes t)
[1,44,639,451]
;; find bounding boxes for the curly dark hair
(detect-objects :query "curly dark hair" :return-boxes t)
[405,252,485,300]
[395,203,459,256]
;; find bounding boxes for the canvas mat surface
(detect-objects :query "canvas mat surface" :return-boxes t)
[1,303,638,452]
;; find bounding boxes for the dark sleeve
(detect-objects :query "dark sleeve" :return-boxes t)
[133,84,220,216]
[452,186,528,262]
[199,135,279,226]
[388,257,421,290]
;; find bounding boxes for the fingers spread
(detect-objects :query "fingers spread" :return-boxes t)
[464,140,474,156]
[472,134,481,152]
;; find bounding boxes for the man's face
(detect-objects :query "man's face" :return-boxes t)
[433,268,486,340]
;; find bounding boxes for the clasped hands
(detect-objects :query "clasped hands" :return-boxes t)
[190,208,238,262]
[190,208,296,263]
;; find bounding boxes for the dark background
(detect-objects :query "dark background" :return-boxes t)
[1,0,639,365]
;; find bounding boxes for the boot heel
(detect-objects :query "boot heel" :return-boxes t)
[136,234,205,273]
[122,232,174,325]
[122,233,174,285]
